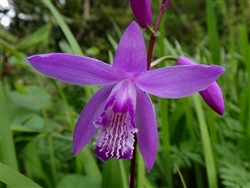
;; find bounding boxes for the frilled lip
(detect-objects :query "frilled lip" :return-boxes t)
[93,79,138,161]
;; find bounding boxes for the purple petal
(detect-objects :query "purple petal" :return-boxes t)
[135,87,158,172]
[73,84,114,155]
[199,82,225,115]
[134,65,225,98]
[112,22,147,73]
[130,0,152,28]
[177,56,225,115]
[28,53,122,85]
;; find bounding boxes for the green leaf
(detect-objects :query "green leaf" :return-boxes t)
[0,163,42,187]
[80,146,102,180]
[59,40,73,54]
[0,29,18,43]
[8,85,51,111]
[102,158,128,188]
[206,0,220,64]
[22,142,52,187]
[1,85,19,170]
[85,46,100,56]
[43,0,83,56]
[11,114,44,132]
[0,40,23,60]
[193,94,218,188]
[56,174,101,188]
[16,23,51,51]
[106,33,118,51]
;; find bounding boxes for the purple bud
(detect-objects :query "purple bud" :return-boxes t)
[177,56,225,115]
[129,0,152,28]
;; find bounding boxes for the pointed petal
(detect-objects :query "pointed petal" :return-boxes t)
[134,65,225,98]
[28,53,122,85]
[73,84,114,155]
[112,22,147,73]
[199,82,225,115]
[135,87,158,172]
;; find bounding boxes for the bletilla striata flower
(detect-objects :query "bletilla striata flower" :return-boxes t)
[129,0,152,28]
[176,56,225,115]
[28,22,224,171]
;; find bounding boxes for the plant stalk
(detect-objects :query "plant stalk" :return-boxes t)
[147,0,170,69]
[129,136,137,188]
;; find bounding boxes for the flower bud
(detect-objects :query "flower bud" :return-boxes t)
[176,56,225,115]
[129,0,152,28]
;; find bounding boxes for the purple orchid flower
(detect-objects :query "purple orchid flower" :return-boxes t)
[176,56,225,115]
[129,0,152,28]
[27,22,224,171]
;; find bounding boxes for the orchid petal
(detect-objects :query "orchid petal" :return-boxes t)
[28,53,122,85]
[112,22,147,73]
[93,79,138,161]
[176,55,197,66]
[177,56,225,115]
[134,65,225,98]
[135,87,158,172]
[73,84,114,155]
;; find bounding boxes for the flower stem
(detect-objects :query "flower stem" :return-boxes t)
[42,109,57,185]
[174,163,187,188]
[129,135,137,188]
[150,55,178,68]
[130,1,170,187]
[147,0,170,69]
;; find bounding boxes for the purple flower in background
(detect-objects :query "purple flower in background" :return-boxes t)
[176,56,225,115]
[28,22,224,171]
[130,0,152,28]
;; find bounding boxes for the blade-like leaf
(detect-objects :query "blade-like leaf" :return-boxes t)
[16,23,51,51]
[206,0,220,64]
[43,0,83,56]
[0,163,41,187]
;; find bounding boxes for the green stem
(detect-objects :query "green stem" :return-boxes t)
[55,81,74,131]
[185,99,204,188]
[193,94,218,188]
[150,56,178,68]
[158,6,173,187]
[1,86,19,171]
[55,81,83,174]
[207,109,218,169]
[137,147,145,188]
[160,99,172,187]
[174,163,187,188]
[42,109,57,185]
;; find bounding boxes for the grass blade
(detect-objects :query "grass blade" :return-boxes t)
[1,163,42,188]
[193,94,218,188]
[1,85,19,170]
[237,24,250,136]
[43,0,83,56]
[101,159,128,187]
[206,0,220,64]
[159,10,173,187]
[16,23,51,51]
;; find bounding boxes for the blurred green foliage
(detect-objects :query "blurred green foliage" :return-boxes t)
[1,0,250,188]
